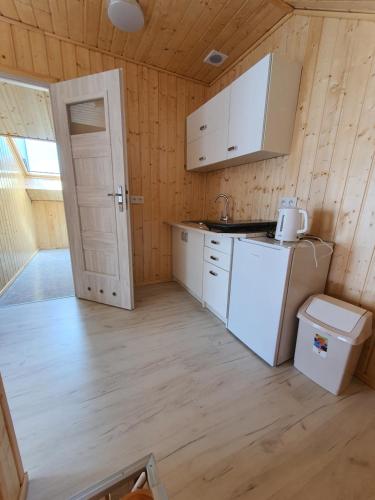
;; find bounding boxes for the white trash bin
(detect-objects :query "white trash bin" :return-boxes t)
[295,294,372,395]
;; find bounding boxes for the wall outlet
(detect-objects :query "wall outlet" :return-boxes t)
[279,197,297,208]
[130,195,144,204]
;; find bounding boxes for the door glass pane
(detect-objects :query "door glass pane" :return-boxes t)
[67,98,106,135]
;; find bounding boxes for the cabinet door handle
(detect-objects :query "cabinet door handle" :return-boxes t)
[209,270,218,277]
[199,124,207,131]
[199,156,206,161]
[210,255,218,261]
[227,145,237,152]
[211,240,219,245]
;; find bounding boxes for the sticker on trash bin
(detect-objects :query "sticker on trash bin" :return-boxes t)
[313,333,328,358]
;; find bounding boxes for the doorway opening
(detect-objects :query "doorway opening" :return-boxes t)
[0,76,74,307]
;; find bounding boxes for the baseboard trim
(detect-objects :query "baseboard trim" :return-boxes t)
[135,279,173,287]
[0,250,38,297]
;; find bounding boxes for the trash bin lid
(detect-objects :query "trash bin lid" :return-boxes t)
[305,294,366,334]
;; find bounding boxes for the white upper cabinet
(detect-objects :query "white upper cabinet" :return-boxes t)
[186,53,301,172]
[187,87,229,143]
[227,55,270,160]
[186,128,228,170]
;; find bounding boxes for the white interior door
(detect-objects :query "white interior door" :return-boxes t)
[50,69,134,309]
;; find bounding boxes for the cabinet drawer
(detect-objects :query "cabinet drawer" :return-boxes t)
[204,235,233,254]
[203,262,230,320]
[186,128,228,170]
[204,246,231,271]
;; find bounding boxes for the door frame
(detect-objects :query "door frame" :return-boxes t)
[0,70,52,90]
[0,69,134,308]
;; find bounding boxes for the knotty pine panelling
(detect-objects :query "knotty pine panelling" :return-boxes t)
[0,19,207,285]
[126,64,206,283]
[204,13,375,387]
[32,201,69,249]
[0,136,37,293]
[0,0,292,83]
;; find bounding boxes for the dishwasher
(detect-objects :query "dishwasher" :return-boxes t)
[227,237,332,366]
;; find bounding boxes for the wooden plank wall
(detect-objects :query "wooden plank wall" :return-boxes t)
[204,13,375,387]
[31,201,69,249]
[0,136,37,294]
[0,18,207,285]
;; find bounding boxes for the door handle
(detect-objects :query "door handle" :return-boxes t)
[210,255,218,261]
[199,156,206,161]
[199,124,207,131]
[107,186,124,212]
[227,145,237,152]
[209,270,218,276]
[210,240,219,245]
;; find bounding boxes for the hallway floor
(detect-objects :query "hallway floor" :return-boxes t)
[0,249,74,307]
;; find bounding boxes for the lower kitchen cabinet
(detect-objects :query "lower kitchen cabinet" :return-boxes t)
[172,226,234,322]
[202,261,230,320]
[172,226,204,300]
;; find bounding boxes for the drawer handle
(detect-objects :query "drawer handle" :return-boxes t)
[227,145,237,152]
[199,124,207,131]
[209,270,218,277]
[211,240,219,245]
[210,255,218,261]
[199,156,206,161]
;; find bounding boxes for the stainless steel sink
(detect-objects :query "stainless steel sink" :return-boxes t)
[182,219,277,233]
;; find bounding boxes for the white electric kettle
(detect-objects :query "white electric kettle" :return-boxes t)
[275,207,309,242]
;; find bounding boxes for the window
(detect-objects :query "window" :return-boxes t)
[67,98,106,135]
[13,137,60,175]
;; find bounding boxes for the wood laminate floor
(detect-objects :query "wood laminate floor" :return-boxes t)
[0,282,374,500]
[0,249,74,307]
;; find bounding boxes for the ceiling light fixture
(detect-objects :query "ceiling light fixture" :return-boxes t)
[107,0,144,32]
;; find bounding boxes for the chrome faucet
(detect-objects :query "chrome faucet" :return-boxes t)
[215,193,232,222]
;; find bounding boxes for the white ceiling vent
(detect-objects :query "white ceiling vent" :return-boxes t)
[203,50,228,66]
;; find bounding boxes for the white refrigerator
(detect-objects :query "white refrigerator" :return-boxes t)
[227,237,332,366]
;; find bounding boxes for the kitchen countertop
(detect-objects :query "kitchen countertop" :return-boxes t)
[167,221,268,239]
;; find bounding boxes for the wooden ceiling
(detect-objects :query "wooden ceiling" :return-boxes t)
[0,1,373,84]
[0,80,54,140]
[0,0,292,83]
